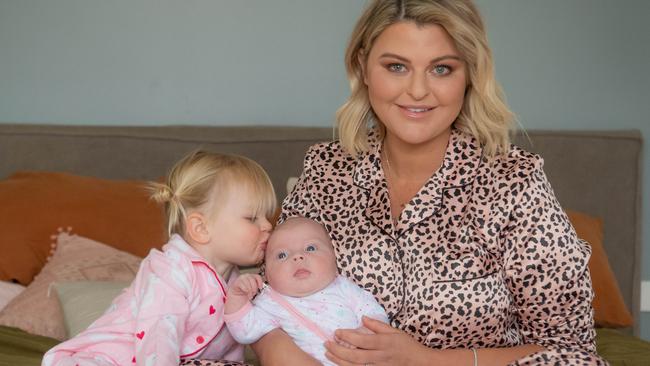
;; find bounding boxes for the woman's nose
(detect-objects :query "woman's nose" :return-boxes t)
[407,72,430,100]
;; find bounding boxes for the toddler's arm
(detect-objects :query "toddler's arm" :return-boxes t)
[133,253,195,366]
[224,273,263,315]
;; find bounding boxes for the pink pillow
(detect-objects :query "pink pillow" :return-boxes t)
[0,233,142,340]
[0,281,25,311]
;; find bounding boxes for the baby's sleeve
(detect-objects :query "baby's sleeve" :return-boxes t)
[339,277,389,324]
[224,296,279,345]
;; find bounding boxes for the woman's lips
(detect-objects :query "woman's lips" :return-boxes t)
[294,269,311,279]
[398,105,434,119]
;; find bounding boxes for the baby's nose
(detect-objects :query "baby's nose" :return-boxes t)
[292,254,304,261]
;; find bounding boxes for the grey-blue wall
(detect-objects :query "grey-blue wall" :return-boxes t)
[1,0,649,339]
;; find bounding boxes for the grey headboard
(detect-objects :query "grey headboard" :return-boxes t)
[0,124,642,334]
[512,130,643,335]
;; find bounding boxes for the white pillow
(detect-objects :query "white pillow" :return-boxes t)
[0,281,25,311]
[286,176,299,196]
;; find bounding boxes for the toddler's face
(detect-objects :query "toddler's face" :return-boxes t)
[265,218,337,297]
[204,183,271,267]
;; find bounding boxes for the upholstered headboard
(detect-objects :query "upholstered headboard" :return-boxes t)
[512,130,642,335]
[0,124,642,334]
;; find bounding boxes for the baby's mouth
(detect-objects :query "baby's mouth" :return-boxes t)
[294,268,311,279]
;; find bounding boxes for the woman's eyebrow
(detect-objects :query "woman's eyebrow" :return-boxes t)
[379,52,462,64]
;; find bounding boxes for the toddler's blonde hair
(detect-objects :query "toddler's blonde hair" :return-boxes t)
[148,150,276,238]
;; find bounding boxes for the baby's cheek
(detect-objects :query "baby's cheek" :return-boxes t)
[266,266,288,289]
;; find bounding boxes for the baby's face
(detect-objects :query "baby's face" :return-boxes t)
[265,218,337,297]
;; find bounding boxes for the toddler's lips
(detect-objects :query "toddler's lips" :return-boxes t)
[294,269,311,279]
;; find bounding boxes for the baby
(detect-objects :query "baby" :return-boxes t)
[224,217,388,365]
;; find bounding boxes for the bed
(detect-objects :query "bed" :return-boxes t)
[0,124,646,365]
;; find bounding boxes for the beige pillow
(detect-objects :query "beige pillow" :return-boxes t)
[54,281,130,338]
[0,233,142,340]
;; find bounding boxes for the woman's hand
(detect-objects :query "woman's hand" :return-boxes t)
[327,317,546,366]
[324,316,435,366]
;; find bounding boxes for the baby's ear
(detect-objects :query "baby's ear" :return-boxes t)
[185,212,210,245]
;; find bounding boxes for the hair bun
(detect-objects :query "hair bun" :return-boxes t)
[148,182,175,204]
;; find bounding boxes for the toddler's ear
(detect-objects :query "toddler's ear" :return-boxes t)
[185,212,210,244]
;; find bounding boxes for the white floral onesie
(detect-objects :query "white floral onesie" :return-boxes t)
[224,275,388,366]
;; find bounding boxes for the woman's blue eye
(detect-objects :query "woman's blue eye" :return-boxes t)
[432,65,451,76]
[305,245,317,252]
[387,63,407,73]
[277,251,288,260]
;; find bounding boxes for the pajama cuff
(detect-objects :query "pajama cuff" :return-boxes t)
[223,301,253,323]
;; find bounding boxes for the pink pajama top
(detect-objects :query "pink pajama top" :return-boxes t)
[43,234,243,366]
[281,127,607,365]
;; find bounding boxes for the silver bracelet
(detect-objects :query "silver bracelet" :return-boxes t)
[471,348,478,366]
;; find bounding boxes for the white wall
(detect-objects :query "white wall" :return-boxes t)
[1,0,649,339]
[0,0,364,125]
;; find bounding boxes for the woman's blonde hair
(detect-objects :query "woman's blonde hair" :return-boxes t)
[337,0,514,157]
[148,150,276,238]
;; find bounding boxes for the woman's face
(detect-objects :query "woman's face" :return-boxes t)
[363,21,467,149]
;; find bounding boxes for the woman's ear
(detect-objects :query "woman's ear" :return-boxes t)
[185,212,210,245]
[358,50,368,85]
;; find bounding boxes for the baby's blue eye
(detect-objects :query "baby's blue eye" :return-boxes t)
[277,251,288,261]
[305,244,317,252]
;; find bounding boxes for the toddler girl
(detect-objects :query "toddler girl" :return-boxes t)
[43,150,276,366]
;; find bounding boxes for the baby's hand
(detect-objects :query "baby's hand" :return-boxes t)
[230,273,264,300]
[225,274,264,315]
[334,325,375,349]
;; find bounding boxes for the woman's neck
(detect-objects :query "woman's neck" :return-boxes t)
[382,128,451,181]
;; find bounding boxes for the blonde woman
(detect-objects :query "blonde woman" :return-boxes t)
[253,1,605,365]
